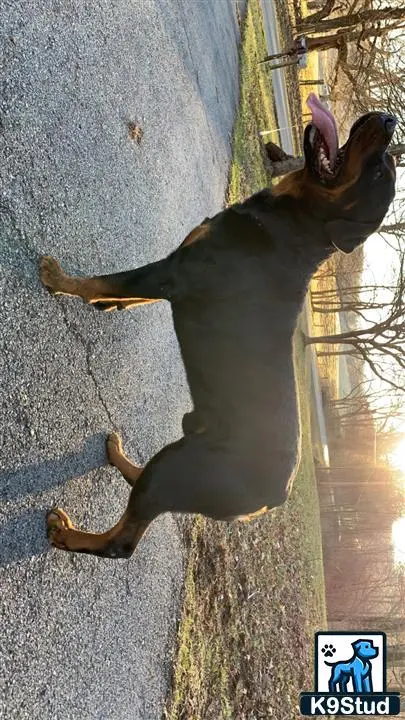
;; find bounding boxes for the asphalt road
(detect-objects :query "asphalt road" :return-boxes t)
[0,2,244,718]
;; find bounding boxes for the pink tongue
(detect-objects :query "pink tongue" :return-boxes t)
[307,93,338,165]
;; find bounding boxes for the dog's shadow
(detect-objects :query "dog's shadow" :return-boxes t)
[0,433,108,565]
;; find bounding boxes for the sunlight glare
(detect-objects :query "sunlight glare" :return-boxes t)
[390,439,405,474]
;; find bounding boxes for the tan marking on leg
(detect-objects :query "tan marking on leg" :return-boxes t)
[46,507,148,556]
[47,508,78,549]
[95,298,159,312]
[40,256,114,302]
[40,256,159,305]
[40,256,88,298]
[237,505,268,522]
[107,432,143,487]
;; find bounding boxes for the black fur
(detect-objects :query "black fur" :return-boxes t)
[41,111,397,556]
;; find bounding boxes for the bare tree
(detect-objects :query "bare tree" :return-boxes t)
[304,0,339,23]
[330,386,404,430]
[259,32,354,64]
[304,252,405,392]
[297,6,405,35]
[330,20,405,139]
[311,284,398,318]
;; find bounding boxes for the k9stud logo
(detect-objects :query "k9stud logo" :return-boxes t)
[300,631,400,715]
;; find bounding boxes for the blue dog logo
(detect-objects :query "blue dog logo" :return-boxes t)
[300,631,400,715]
[324,639,379,693]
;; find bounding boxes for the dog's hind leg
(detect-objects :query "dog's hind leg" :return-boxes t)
[328,669,340,693]
[46,435,269,559]
[46,507,150,559]
[39,255,173,309]
[106,432,142,488]
[46,434,149,556]
[339,676,350,693]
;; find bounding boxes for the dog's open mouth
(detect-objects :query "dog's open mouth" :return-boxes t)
[306,93,343,178]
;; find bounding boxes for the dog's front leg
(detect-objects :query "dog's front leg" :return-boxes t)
[39,255,172,310]
[352,670,367,694]
[362,675,372,693]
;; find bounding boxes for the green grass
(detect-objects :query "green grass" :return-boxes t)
[226,0,277,204]
[293,331,327,625]
[165,2,326,718]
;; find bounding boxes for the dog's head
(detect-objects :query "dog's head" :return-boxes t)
[352,639,379,660]
[274,94,397,254]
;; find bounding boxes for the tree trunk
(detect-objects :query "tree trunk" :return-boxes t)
[305,31,361,53]
[303,331,360,346]
[297,6,405,34]
[305,0,336,22]
[306,35,344,52]
[329,615,404,630]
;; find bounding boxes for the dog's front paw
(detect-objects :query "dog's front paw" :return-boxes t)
[46,507,74,549]
[107,432,124,466]
[39,256,67,295]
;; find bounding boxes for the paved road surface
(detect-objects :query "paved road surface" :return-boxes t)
[0,2,243,718]
[259,0,295,154]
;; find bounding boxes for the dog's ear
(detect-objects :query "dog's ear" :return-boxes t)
[326,219,378,254]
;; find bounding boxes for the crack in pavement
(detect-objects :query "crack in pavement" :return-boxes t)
[56,300,116,429]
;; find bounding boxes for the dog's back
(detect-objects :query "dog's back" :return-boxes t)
[170,199,310,503]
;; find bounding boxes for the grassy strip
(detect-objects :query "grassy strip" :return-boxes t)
[166,2,326,718]
[227,0,277,205]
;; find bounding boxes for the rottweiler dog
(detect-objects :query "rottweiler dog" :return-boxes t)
[40,94,396,558]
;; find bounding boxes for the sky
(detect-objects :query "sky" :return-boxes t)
[362,167,405,434]
[359,166,405,534]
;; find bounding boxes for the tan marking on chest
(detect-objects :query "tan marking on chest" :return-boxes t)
[180,221,211,248]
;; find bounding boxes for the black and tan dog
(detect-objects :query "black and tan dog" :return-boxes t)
[40,95,396,558]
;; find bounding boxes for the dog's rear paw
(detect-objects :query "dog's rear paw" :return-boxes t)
[39,256,65,295]
[107,432,124,466]
[46,507,74,549]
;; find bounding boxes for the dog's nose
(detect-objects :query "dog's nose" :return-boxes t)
[382,114,397,134]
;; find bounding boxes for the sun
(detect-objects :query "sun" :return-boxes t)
[390,438,405,473]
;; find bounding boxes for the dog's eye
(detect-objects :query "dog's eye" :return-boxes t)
[373,168,384,180]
